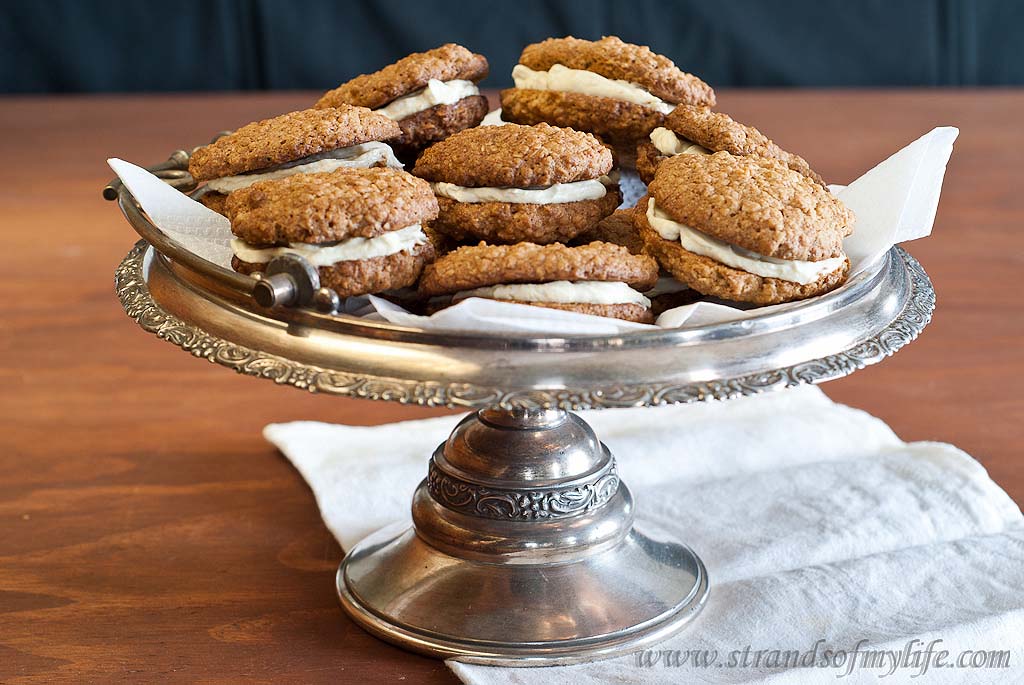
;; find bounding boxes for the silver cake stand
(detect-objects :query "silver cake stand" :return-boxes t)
[104,150,935,666]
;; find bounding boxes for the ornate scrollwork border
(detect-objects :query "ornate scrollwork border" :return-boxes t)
[426,460,620,521]
[116,242,935,410]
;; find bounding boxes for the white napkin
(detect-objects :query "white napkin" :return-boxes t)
[107,127,957,335]
[265,386,1024,683]
[107,157,234,269]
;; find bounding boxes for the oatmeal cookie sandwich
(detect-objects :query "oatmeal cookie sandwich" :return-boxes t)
[500,36,715,166]
[637,104,823,185]
[189,105,403,214]
[571,210,699,314]
[419,241,660,323]
[571,209,645,254]
[225,167,437,299]
[636,152,854,305]
[413,123,621,244]
[315,44,489,161]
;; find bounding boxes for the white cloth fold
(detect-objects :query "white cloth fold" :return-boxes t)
[264,386,1024,684]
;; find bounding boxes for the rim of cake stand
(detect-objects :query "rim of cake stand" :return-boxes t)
[115,240,935,410]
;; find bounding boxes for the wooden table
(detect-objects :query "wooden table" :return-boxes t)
[1,90,1021,683]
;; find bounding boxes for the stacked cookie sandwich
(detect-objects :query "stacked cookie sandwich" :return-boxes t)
[571,209,645,255]
[411,122,662,322]
[412,123,622,244]
[635,152,854,305]
[316,44,489,161]
[225,167,438,298]
[189,105,403,214]
[419,242,659,323]
[500,36,715,166]
[637,105,823,185]
[571,210,699,314]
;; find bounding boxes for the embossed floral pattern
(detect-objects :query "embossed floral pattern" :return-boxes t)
[116,242,934,410]
[426,461,620,520]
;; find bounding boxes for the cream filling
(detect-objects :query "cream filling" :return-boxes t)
[453,280,650,307]
[646,199,845,285]
[231,225,426,267]
[431,175,612,204]
[206,142,403,193]
[480,108,507,126]
[649,127,711,157]
[512,63,676,114]
[375,79,479,120]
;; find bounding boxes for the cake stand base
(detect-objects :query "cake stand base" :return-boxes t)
[335,407,709,665]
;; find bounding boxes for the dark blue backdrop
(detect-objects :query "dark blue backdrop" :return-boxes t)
[3,0,1022,93]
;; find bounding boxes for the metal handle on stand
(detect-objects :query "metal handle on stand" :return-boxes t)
[102,132,341,316]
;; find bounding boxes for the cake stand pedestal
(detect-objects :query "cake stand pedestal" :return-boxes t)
[337,406,707,664]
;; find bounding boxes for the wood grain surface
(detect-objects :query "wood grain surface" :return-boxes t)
[1,89,1021,684]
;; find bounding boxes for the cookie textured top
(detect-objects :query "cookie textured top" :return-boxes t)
[648,152,854,262]
[413,123,612,187]
[189,106,401,182]
[419,241,659,296]
[519,36,715,107]
[664,105,823,184]
[315,44,489,110]
[225,167,438,245]
[572,209,645,255]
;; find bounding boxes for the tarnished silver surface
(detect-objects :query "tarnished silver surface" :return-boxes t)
[338,520,709,665]
[250,254,322,309]
[425,459,620,521]
[115,241,934,410]
[340,408,708,665]
[108,147,935,664]
[426,410,618,522]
